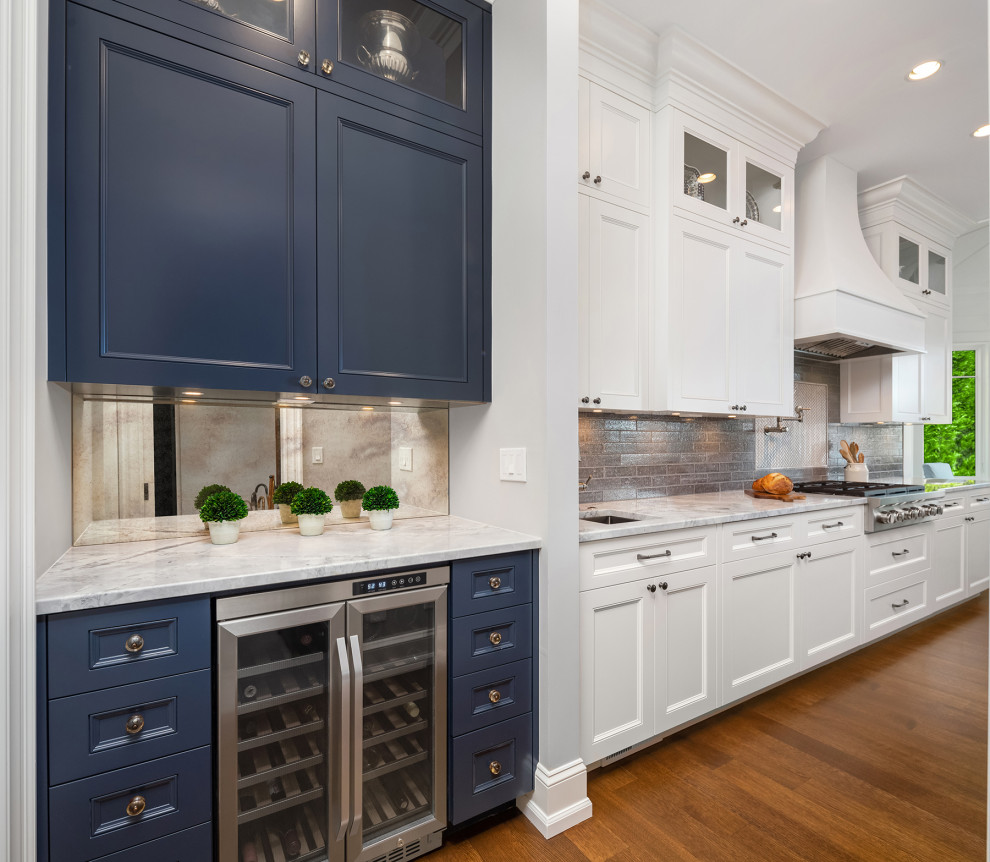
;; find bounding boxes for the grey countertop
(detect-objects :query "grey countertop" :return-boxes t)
[579,490,867,542]
[37,516,541,614]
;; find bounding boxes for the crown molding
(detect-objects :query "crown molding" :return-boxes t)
[858,176,977,246]
[578,0,657,91]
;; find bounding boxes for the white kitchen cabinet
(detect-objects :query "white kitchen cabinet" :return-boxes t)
[720,548,797,703]
[795,537,862,670]
[659,215,791,415]
[861,222,951,312]
[578,77,651,210]
[930,515,967,610]
[672,110,793,251]
[578,193,651,411]
[965,499,990,595]
[654,565,718,734]
[579,578,655,763]
[839,305,951,424]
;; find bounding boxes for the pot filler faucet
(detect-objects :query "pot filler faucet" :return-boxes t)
[764,405,810,434]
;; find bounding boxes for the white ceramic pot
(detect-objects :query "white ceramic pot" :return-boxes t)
[278,503,298,525]
[368,509,394,531]
[297,513,327,536]
[340,499,362,519]
[844,463,869,482]
[207,520,240,545]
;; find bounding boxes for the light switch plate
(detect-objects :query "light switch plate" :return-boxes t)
[312,446,323,464]
[499,447,527,482]
[399,447,413,472]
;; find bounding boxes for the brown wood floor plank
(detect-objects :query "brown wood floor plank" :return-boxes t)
[434,594,988,861]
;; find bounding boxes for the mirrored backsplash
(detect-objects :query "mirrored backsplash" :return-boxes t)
[72,397,448,545]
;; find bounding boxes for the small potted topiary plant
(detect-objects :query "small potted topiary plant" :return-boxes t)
[199,489,249,545]
[362,485,399,531]
[334,480,366,519]
[272,481,304,525]
[195,483,231,528]
[290,486,334,536]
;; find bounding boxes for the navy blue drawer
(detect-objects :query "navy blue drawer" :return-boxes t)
[451,552,533,618]
[93,822,213,862]
[48,670,212,785]
[451,658,532,736]
[450,604,533,677]
[450,713,533,824]
[48,598,211,698]
[49,746,212,862]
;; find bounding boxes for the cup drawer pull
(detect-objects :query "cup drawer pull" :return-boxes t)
[125,714,145,735]
[126,795,146,817]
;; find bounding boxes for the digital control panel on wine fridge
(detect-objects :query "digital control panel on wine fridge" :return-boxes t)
[216,566,449,862]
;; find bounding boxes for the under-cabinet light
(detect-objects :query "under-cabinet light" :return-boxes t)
[907,60,941,80]
[697,172,717,184]
[181,399,197,404]
[671,412,680,416]
[182,390,203,396]
[728,414,737,418]
[389,401,403,406]
[362,406,374,411]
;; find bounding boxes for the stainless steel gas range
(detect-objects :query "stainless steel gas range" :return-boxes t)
[790,481,949,533]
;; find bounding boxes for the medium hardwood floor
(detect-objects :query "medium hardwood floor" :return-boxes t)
[439,593,988,862]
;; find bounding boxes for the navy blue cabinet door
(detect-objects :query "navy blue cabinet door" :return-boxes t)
[108,0,317,71]
[61,5,318,392]
[317,0,486,134]
[317,93,485,401]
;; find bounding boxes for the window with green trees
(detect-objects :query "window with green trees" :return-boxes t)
[924,350,977,475]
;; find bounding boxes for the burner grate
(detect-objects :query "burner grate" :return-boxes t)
[791,481,925,498]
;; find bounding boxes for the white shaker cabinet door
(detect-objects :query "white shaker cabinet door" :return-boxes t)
[796,538,862,670]
[921,307,951,423]
[655,566,718,735]
[667,218,732,413]
[730,242,792,416]
[720,549,797,704]
[584,198,651,411]
[580,580,655,763]
[931,516,967,610]
[966,512,990,595]
[581,80,651,209]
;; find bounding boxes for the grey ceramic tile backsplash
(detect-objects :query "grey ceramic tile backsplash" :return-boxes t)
[578,355,904,504]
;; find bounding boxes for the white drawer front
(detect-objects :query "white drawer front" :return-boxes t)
[867,525,931,583]
[721,515,800,561]
[803,507,864,545]
[967,492,990,511]
[865,574,928,641]
[940,498,967,518]
[580,526,716,591]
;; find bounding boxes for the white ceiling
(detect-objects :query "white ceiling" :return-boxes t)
[601,0,989,224]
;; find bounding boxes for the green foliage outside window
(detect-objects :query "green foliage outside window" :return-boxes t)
[924,350,977,476]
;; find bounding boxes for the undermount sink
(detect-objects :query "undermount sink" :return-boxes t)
[580,513,641,525]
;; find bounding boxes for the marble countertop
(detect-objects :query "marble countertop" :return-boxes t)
[37,516,540,614]
[579,491,867,542]
[933,481,990,494]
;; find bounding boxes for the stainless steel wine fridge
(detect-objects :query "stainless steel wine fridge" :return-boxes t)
[216,566,449,862]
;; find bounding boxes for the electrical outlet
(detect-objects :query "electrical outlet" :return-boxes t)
[499,447,527,482]
[399,447,413,472]
[312,447,323,464]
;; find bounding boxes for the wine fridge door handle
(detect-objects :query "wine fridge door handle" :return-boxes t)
[348,634,364,843]
[335,637,351,843]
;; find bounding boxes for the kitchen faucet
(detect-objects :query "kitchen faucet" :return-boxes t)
[764,405,809,433]
[250,483,269,510]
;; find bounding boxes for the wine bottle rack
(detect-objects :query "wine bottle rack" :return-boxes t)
[363,762,432,839]
[238,733,324,790]
[363,731,429,781]
[237,765,325,825]
[238,666,326,716]
[239,800,327,862]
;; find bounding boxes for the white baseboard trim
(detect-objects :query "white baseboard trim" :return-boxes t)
[517,759,593,838]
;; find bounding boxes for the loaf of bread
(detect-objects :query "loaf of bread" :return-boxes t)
[754,472,793,495]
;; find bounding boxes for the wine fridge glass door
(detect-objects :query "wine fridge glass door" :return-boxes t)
[345,586,447,862]
[218,603,347,862]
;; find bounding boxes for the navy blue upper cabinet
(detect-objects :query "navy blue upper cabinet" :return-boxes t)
[61,6,319,393]
[317,94,484,400]
[317,0,485,134]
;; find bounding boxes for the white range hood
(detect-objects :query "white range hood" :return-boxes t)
[794,156,925,359]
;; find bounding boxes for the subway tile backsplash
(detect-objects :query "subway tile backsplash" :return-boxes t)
[578,355,904,504]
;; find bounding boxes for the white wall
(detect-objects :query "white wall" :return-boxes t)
[448,0,590,837]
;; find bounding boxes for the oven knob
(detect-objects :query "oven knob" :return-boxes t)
[874,511,895,525]
[906,507,920,520]
[894,510,906,522]
[934,504,944,515]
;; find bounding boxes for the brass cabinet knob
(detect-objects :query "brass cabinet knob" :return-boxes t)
[489,631,502,646]
[489,576,501,590]
[297,49,311,67]
[126,796,146,817]
[125,714,145,735]
[489,760,502,776]
[489,689,501,704]
[320,58,334,75]
[124,634,144,653]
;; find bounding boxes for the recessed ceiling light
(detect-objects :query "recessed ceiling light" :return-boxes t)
[772,205,782,213]
[697,172,717,184]
[973,124,990,137]
[907,60,941,81]
[182,390,203,396]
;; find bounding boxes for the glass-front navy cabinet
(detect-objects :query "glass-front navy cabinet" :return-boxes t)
[50,0,490,402]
